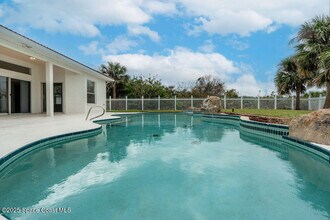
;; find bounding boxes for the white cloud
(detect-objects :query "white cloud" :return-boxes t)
[79,41,101,56]
[106,36,138,54]
[197,10,272,36]
[227,74,275,96]
[104,47,239,85]
[1,0,326,37]
[79,37,138,56]
[179,0,327,36]
[104,47,276,95]
[227,66,276,96]
[144,1,177,15]
[1,0,152,36]
[226,39,249,51]
[266,24,281,34]
[128,25,161,42]
[198,40,215,53]
[185,20,203,37]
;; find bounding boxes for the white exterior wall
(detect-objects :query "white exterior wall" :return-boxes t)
[0,54,108,115]
[87,76,107,111]
[0,26,111,116]
[64,69,85,114]
[0,53,43,113]
[64,70,106,114]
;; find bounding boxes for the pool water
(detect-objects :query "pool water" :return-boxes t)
[0,113,329,220]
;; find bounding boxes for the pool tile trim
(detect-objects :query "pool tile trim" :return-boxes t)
[201,113,329,163]
[93,117,123,123]
[0,113,135,173]
[282,136,330,162]
[0,127,102,173]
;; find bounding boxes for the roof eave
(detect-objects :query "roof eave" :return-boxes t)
[0,25,113,82]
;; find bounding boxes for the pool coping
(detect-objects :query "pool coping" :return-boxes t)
[0,213,8,220]
[0,127,102,173]
[0,115,127,173]
[202,113,330,163]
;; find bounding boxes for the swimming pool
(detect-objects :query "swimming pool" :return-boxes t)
[0,113,329,219]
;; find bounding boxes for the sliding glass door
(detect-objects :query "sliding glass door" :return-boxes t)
[11,79,31,113]
[0,76,8,113]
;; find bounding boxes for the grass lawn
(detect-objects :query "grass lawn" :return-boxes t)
[221,109,312,118]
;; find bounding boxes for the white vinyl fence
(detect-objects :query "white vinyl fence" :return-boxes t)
[107,95,326,111]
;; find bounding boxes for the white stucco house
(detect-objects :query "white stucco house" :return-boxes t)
[0,25,112,117]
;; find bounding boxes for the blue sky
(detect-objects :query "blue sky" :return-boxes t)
[0,0,328,95]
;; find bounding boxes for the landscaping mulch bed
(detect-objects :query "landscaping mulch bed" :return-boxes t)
[225,113,291,125]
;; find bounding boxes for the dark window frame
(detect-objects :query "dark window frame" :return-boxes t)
[87,80,96,104]
[0,60,31,75]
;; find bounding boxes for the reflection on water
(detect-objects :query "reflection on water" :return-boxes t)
[0,113,329,220]
[240,130,330,215]
[288,146,330,213]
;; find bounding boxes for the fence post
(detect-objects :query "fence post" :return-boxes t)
[158,96,160,110]
[125,96,128,111]
[224,95,227,109]
[318,94,322,110]
[142,96,144,111]
[257,96,260,109]
[291,96,294,110]
[174,95,177,111]
[240,96,243,109]
[109,96,111,111]
[191,95,193,108]
[308,94,311,110]
[274,95,277,110]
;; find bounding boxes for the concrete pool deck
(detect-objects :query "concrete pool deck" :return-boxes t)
[0,113,125,159]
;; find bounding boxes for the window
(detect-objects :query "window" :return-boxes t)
[87,80,95,104]
[0,60,31,75]
[0,76,8,113]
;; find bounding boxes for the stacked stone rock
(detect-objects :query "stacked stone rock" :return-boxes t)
[289,109,330,145]
[201,96,221,114]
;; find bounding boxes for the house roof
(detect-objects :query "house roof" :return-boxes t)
[0,25,113,82]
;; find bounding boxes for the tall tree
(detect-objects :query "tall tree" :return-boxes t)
[192,74,225,98]
[225,89,239,98]
[124,75,172,98]
[293,15,330,108]
[99,62,129,98]
[275,57,307,110]
[319,49,330,107]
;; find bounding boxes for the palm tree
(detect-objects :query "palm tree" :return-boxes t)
[318,49,330,108]
[99,62,129,98]
[292,15,330,108]
[275,57,307,110]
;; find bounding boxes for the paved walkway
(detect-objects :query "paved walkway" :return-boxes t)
[0,113,121,159]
